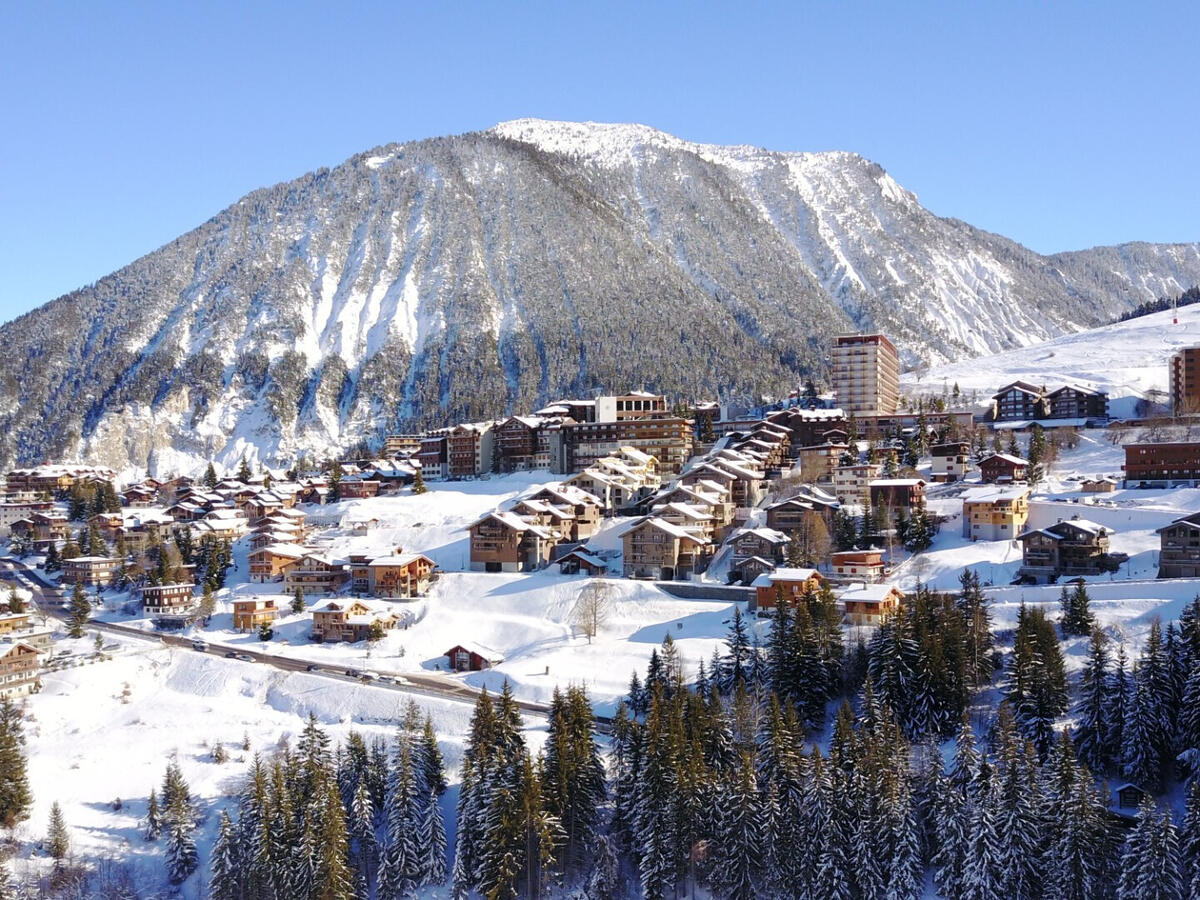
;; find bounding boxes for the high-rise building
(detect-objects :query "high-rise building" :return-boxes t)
[1170,347,1200,414]
[830,333,900,415]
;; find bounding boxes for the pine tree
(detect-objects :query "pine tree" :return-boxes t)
[541,686,605,874]
[67,580,90,638]
[1074,628,1112,772]
[46,801,69,862]
[315,779,355,900]
[586,834,620,900]
[418,786,447,886]
[0,699,31,831]
[237,454,252,484]
[204,462,218,488]
[1180,778,1200,896]
[961,766,1002,900]
[1119,798,1184,900]
[1060,581,1095,637]
[411,466,427,494]
[144,788,162,841]
[5,586,23,615]
[712,751,761,900]
[291,586,305,614]
[722,606,752,689]
[347,778,377,889]
[166,812,198,883]
[208,809,239,900]
[43,540,60,572]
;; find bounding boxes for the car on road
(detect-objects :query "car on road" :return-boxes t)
[192,640,208,652]
[305,664,321,672]
[224,651,239,659]
[343,668,360,678]
[236,654,255,663]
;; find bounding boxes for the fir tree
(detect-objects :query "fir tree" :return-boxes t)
[712,751,761,900]
[0,699,31,831]
[5,585,23,615]
[67,580,90,638]
[208,809,239,900]
[43,540,60,572]
[203,462,218,488]
[144,788,162,841]
[1074,628,1112,772]
[166,813,198,884]
[411,466,427,494]
[46,800,69,862]
[291,586,305,614]
[237,454,252,484]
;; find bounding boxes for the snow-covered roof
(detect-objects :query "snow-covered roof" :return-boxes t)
[869,478,925,487]
[558,549,607,569]
[254,543,307,559]
[731,526,790,544]
[368,553,433,567]
[839,584,902,603]
[961,486,1030,503]
[981,453,1030,466]
[750,567,821,587]
[447,640,504,663]
[617,516,706,543]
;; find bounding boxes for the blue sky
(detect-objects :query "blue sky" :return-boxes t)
[1,1,1197,323]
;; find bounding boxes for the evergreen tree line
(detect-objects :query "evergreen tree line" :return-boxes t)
[1115,285,1200,323]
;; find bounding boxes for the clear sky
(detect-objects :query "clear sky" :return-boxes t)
[1,1,1197,324]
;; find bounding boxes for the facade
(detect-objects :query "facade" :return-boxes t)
[979,453,1029,484]
[1017,516,1112,582]
[283,553,348,597]
[961,486,1030,541]
[619,517,707,580]
[565,417,693,475]
[869,479,926,511]
[1170,347,1200,414]
[833,463,880,505]
[140,583,195,616]
[728,527,790,564]
[830,549,886,583]
[248,544,305,583]
[1122,442,1200,485]
[416,433,450,480]
[830,334,900,415]
[364,554,436,599]
[1081,478,1117,493]
[840,584,904,625]
[752,568,826,612]
[61,556,121,587]
[595,392,668,422]
[930,442,970,483]
[798,443,849,485]
[468,512,557,572]
[991,382,1046,421]
[310,599,399,643]
[447,423,495,478]
[1157,512,1200,578]
[0,642,39,699]
[233,598,280,631]
[445,642,503,672]
[765,496,837,535]
[383,434,423,456]
[1047,385,1108,420]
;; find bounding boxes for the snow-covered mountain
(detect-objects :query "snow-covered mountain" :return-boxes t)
[2,118,1199,474]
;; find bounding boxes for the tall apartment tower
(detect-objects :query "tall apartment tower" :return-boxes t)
[831,333,900,415]
[1170,347,1200,414]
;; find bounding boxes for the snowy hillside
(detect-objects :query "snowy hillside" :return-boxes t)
[1,119,1198,474]
[904,303,1200,417]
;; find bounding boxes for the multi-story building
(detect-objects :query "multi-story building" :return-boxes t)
[619,516,707,581]
[233,598,280,631]
[930,442,970,483]
[0,642,40,699]
[283,553,349,597]
[1170,347,1200,415]
[248,543,305,582]
[595,392,668,422]
[868,479,926,511]
[961,485,1030,541]
[839,584,904,625]
[833,463,881,505]
[1156,511,1200,578]
[1017,516,1112,583]
[830,334,900,416]
[416,432,450,480]
[979,453,1029,484]
[310,599,399,643]
[1123,442,1200,486]
[447,423,495,478]
[61,556,122,588]
[494,416,544,473]
[1047,385,1108,420]
[990,382,1045,421]
[830,549,886,583]
[564,416,693,475]
[798,442,850,485]
[383,434,423,457]
[363,553,437,599]
[140,583,196,617]
[752,568,827,612]
[467,512,558,572]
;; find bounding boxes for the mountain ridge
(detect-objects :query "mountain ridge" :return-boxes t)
[2,119,1198,475]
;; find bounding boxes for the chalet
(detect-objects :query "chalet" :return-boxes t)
[961,485,1030,541]
[979,453,1029,484]
[1081,478,1117,493]
[0,642,40,699]
[830,549,886,583]
[734,555,776,585]
[445,642,504,672]
[619,516,707,581]
[868,479,926,511]
[930,442,970,483]
[1156,512,1200,578]
[61,556,121,588]
[233,598,279,631]
[364,553,436,599]
[468,512,557,572]
[1122,442,1200,486]
[121,486,158,507]
[832,463,880,505]
[1115,783,1148,810]
[1046,384,1108,420]
[991,381,1046,421]
[248,544,305,583]
[0,612,31,636]
[0,500,52,533]
[310,599,400,643]
[284,553,349,597]
[653,483,735,538]
[194,508,248,539]
[526,485,604,541]
[140,582,195,617]
[338,476,381,499]
[25,512,70,550]
[557,549,609,576]
[728,526,791,564]
[752,567,827,612]
[798,442,849,485]
[839,584,904,625]
[765,496,838,535]
[1017,516,1112,583]
[652,502,716,542]
[494,416,543,473]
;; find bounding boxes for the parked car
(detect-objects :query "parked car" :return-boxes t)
[192,640,208,652]
[236,654,255,663]
[306,664,321,672]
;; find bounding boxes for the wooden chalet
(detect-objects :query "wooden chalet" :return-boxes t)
[445,642,504,672]
[310,599,399,643]
[839,584,904,625]
[979,453,1029,484]
[752,567,827,612]
[233,598,280,631]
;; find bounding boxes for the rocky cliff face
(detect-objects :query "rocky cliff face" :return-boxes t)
[2,118,1198,474]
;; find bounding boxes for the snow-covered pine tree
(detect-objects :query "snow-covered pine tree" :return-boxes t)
[586,833,620,900]
[1121,676,1161,791]
[165,813,198,884]
[208,809,239,900]
[1074,628,1111,773]
[418,786,447,886]
[884,769,923,900]
[347,778,377,891]
[1182,778,1200,898]
[961,764,1003,900]
[0,699,31,832]
[711,750,761,900]
[143,787,162,841]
